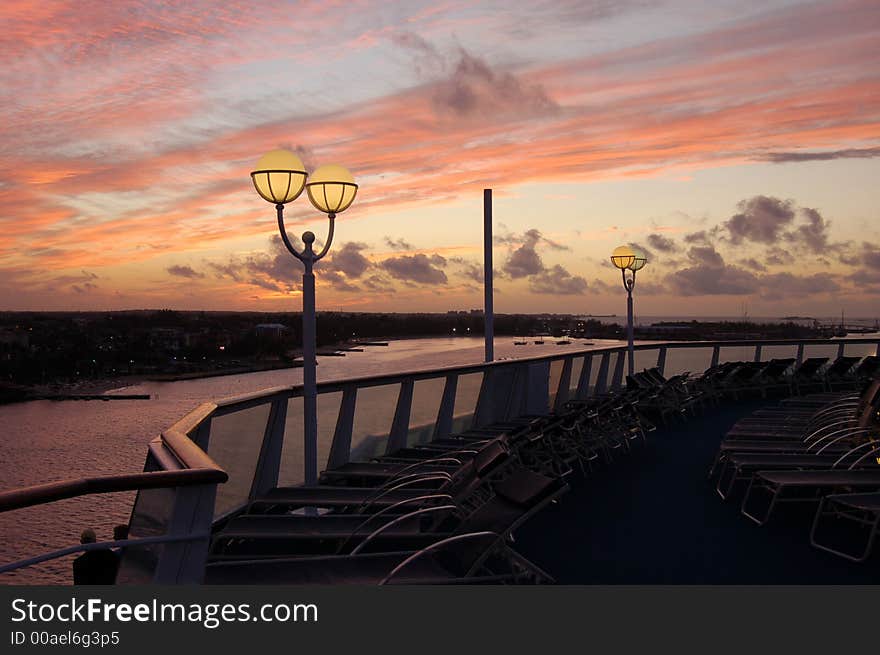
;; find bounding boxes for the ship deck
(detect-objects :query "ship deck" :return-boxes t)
[516,399,880,584]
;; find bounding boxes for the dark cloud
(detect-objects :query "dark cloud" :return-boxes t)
[362,275,396,293]
[739,258,767,272]
[758,146,880,163]
[528,265,588,295]
[71,282,98,294]
[504,242,544,279]
[383,236,414,251]
[666,265,759,296]
[495,228,568,251]
[321,270,360,292]
[381,253,448,285]
[628,242,654,261]
[166,264,204,279]
[458,261,484,283]
[759,272,840,301]
[765,247,794,266]
[51,270,99,285]
[687,245,724,268]
[209,236,299,293]
[724,196,795,245]
[320,242,371,279]
[683,231,709,244]
[785,207,834,254]
[499,228,570,279]
[647,233,678,253]
[431,50,559,121]
[589,278,617,294]
[861,242,880,270]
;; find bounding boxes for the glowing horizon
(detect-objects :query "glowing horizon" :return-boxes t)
[1,0,878,316]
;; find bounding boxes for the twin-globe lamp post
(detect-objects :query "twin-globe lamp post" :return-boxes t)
[610,245,648,378]
[250,149,358,485]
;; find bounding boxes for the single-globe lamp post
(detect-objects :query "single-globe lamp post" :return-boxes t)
[610,245,648,378]
[250,150,358,485]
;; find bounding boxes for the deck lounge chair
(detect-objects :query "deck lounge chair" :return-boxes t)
[205,469,568,584]
[740,467,880,526]
[790,357,829,395]
[810,491,880,562]
[246,437,513,515]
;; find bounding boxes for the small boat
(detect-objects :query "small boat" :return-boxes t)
[555,339,571,345]
[513,339,528,346]
[534,339,545,345]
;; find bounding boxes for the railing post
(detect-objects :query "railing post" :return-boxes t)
[554,357,572,413]
[656,347,667,377]
[837,342,845,359]
[753,344,762,362]
[474,365,517,426]
[433,374,458,440]
[796,343,804,366]
[191,417,212,451]
[575,355,593,400]
[876,342,880,357]
[327,385,357,469]
[594,352,610,396]
[248,395,288,500]
[711,345,720,369]
[386,379,414,454]
[523,361,551,416]
[611,350,626,389]
[152,483,217,584]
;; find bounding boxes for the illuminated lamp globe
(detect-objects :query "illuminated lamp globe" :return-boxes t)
[628,247,647,271]
[610,245,635,270]
[251,149,308,204]
[306,164,358,215]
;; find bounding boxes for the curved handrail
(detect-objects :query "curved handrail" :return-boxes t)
[209,336,880,408]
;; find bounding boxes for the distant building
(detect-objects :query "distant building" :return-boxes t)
[149,327,183,352]
[255,323,288,339]
[0,329,29,348]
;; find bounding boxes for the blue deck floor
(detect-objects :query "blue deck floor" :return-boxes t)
[516,399,880,584]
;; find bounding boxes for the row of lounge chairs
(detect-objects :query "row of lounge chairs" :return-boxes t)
[695,355,879,400]
[709,376,880,562]
[205,417,573,584]
[203,366,707,584]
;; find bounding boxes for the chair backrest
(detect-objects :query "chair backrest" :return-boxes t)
[439,470,567,574]
[796,357,829,377]
[856,376,880,428]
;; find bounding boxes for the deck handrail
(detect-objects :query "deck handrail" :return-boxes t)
[210,336,879,406]
[0,467,227,514]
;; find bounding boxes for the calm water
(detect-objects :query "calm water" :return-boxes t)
[1,333,876,584]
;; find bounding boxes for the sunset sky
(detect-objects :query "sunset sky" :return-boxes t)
[1,0,878,316]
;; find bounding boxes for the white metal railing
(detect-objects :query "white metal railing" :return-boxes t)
[4,336,878,583]
[166,336,880,522]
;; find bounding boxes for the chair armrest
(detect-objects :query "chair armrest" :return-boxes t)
[337,494,452,554]
[358,473,452,512]
[814,428,874,454]
[378,531,500,585]
[351,504,457,555]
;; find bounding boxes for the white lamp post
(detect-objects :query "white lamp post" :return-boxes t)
[250,150,358,485]
[610,245,648,378]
